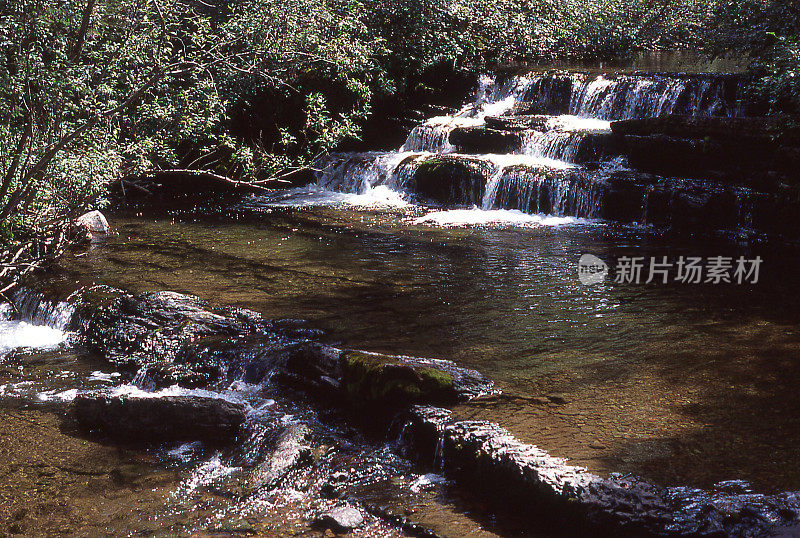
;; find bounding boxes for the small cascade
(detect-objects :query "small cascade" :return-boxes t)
[486,166,604,218]
[9,287,74,331]
[402,123,454,153]
[0,288,74,356]
[569,74,743,120]
[317,152,419,194]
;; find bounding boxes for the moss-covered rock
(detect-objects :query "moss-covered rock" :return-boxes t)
[340,350,456,406]
[277,344,493,411]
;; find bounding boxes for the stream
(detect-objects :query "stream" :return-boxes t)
[2,69,800,536]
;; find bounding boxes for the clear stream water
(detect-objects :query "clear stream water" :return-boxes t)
[56,207,800,492]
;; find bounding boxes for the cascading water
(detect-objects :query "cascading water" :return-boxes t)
[281,70,757,229]
[0,288,74,357]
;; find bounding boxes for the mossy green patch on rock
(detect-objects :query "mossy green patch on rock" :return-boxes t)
[340,351,456,407]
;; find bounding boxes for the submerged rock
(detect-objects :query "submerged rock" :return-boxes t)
[249,424,313,490]
[314,505,364,532]
[73,393,246,443]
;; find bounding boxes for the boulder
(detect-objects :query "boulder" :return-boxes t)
[277,344,494,409]
[411,155,494,206]
[73,288,268,373]
[73,393,246,443]
[75,210,110,235]
[448,126,521,153]
[314,506,364,533]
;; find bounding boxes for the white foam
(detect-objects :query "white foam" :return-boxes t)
[409,473,448,493]
[0,320,68,357]
[181,454,240,492]
[484,153,575,170]
[88,371,122,382]
[36,388,78,402]
[546,115,612,132]
[413,208,590,227]
[245,184,409,209]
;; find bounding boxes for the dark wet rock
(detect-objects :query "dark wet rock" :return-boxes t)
[610,115,779,141]
[448,126,521,153]
[485,114,551,131]
[411,155,494,206]
[249,424,313,490]
[314,505,364,532]
[73,393,246,444]
[74,288,266,370]
[277,344,493,410]
[402,405,800,537]
[363,504,439,538]
[611,116,800,184]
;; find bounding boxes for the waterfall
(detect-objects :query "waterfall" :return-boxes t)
[301,70,755,230]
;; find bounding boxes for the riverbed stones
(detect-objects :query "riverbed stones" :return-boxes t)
[314,505,364,532]
[73,393,246,443]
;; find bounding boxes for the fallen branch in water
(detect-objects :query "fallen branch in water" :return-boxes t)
[143,169,290,191]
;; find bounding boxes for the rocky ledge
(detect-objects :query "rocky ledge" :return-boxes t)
[403,405,800,537]
[49,287,800,535]
[71,288,492,413]
[611,115,800,185]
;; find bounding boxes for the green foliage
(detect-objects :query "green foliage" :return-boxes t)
[703,0,800,127]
